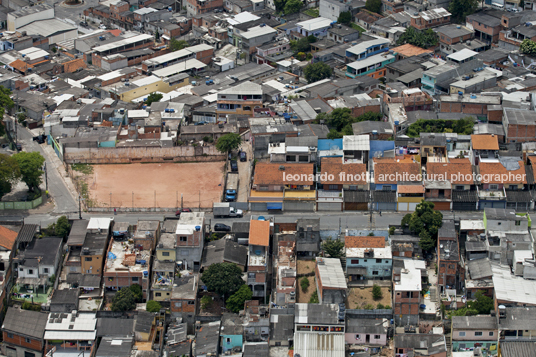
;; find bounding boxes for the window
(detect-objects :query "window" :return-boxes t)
[175,302,182,307]
[275,342,281,346]
[28,269,33,274]
[180,236,187,242]
[328,185,338,190]
[244,106,251,111]
[372,271,378,275]
[132,277,139,282]
[489,332,494,336]
[25,337,31,343]
[351,259,359,264]
[456,185,465,190]
[459,332,466,337]
[489,184,499,190]
[156,292,161,297]
[43,268,49,273]
[374,335,381,339]
[459,343,466,348]
[515,221,521,226]
[355,334,360,339]
[382,185,392,191]
[475,332,483,336]
[7,333,13,339]
[221,95,226,99]
[85,257,92,261]
[376,259,382,263]
[226,338,231,344]
[24,352,35,357]
[188,301,195,305]
[162,251,170,256]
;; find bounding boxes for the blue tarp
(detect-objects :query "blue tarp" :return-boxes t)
[267,203,283,210]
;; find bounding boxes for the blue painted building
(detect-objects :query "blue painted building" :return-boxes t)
[345,236,392,281]
[369,141,395,159]
[317,138,343,164]
[346,38,390,60]
[221,313,244,353]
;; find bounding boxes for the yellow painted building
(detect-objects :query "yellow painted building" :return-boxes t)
[109,73,190,102]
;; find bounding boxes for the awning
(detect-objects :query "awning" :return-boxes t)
[267,202,283,210]
[162,35,170,40]
[347,267,367,275]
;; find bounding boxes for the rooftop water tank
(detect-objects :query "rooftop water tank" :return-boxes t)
[195,225,201,231]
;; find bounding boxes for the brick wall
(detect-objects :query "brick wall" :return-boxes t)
[63,58,87,73]
[488,108,503,122]
[171,299,196,313]
[506,123,536,143]
[3,332,43,352]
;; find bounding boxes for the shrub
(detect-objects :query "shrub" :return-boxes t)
[309,291,319,304]
[201,295,213,310]
[146,300,162,312]
[300,277,310,292]
[377,303,385,309]
[372,284,383,300]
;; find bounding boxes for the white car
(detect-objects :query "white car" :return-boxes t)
[99,24,107,30]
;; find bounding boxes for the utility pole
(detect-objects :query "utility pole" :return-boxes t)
[78,194,83,219]
[181,193,183,209]
[43,163,48,192]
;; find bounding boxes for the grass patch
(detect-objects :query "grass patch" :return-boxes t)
[72,163,94,175]
[304,8,319,17]
[350,23,366,33]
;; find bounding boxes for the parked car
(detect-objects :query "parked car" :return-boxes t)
[214,223,231,232]
[230,160,238,172]
[175,208,192,217]
[79,21,88,27]
[99,24,107,29]
[240,151,247,162]
[33,135,46,144]
[15,143,22,151]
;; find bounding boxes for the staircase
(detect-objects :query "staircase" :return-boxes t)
[430,286,438,302]
[340,257,347,271]
[445,334,452,355]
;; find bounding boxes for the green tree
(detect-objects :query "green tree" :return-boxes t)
[304,62,332,83]
[169,38,189,51]
[397,27,438,48]
[365,0,382,14]
[520,39,536,55]
[12,152,45,192]
[322,237,344,258]
[300,277,310,292]
[448,0,478,22]
[307,35,317,43]
[202,262,244,298]
[284,0,303,14]
[468,291,494,314]
[54,216,71,238]
[327,129,343,139]
[355,111,382,122]
[372,284,383,300]
[327,108,353,131]
[309,290,319,303]
[290,37,312,53]
[216,133,242,154]
[200,295,213,309]
[274,0,287,11]
[0,86,14,136]
[338,11,352,24]
[111,288,136,311]
[146,300,162,312]
[401,201,443,252]
[146,92,163,106]
[0,154,21,199]
[155,29,160,41]
[226,285,253,313]
[129,284,143,302]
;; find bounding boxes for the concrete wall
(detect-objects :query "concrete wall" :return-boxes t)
[63,145,226,164]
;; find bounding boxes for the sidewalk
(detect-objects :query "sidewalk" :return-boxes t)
[41,142,80,208]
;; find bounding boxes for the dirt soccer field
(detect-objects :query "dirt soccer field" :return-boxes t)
[89,162,225,208]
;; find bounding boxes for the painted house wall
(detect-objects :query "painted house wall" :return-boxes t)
[346,257,392,278]
[222,334,243,352]
[345,332,387,345]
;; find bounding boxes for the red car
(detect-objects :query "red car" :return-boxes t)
[175,208,192,217]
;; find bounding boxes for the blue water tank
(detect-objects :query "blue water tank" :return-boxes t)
[258,216,265,221]
[143,271,148,276]
[195,225,201,231]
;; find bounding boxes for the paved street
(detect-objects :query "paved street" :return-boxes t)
[47,0,99,23]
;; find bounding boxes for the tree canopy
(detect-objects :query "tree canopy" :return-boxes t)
[226,285,252,313]
[216,133,242,153]
[448,0,478,22]
[284,0,303,14]
[407,117,475,137]
[145,92,163,106]
[521,39,536,56]
[396,27,438,48]
[365,0,382,14]
[0,154,21,199]
[202,262,244,298]
[304,62,332,83]
[129,284,143,302]
[448,291,493,318]
[338,11,352,24]
[12,152,45,192]
[290,36,317,54]
[146,300,162,312]
[54,216,71,238]
[322,237,345,258]
[0,86,14,137]
[317,110,382,137]
[111,288,136,311]
[169,38,189,52]
[401,201,443,252]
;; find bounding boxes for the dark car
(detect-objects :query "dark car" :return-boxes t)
[33,135,46,144]
[230,160,238,172]
[175,207,192,217]
[214,223,231,232]
[15,143,22,151]
[240,151,247,162]
[79,21,88,27]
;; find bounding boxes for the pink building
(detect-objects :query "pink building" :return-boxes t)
[345,318,388,346]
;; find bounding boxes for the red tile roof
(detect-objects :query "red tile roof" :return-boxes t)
[374,158,421,184]
[253,163,314,186]
[345,236,385,248]
[320,157,366,185]
[427,159,474,184]
[471,134,499,151]
[249,220,270,246]
[479,161,527,184]
[0,225,17,250]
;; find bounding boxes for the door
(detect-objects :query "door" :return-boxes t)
[366,335,370,343]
